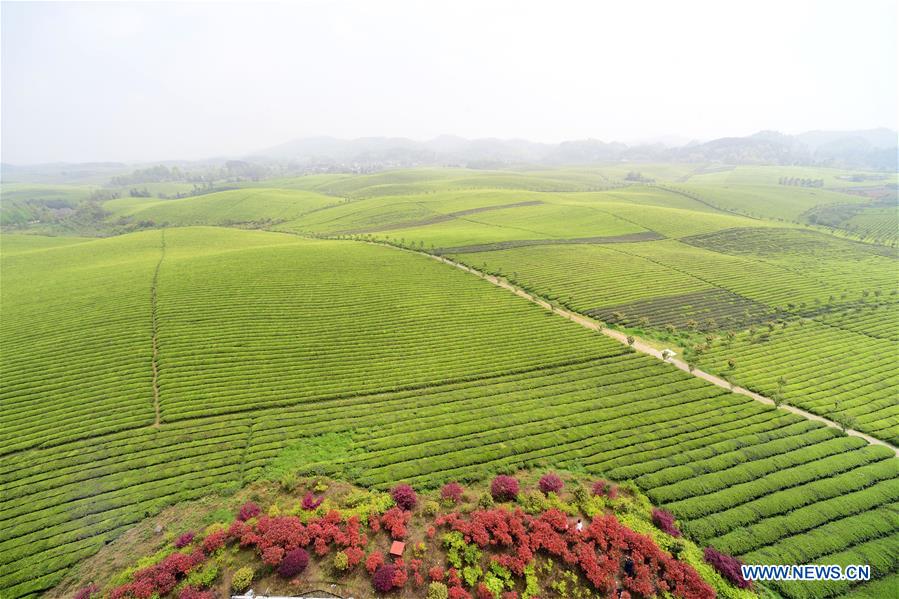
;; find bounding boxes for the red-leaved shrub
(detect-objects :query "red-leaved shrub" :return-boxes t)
[381,506,411,539]
[704,547,751,588]
[391,484,418,510]
[490,475,519,501]
[433,507,714,599]
[178,587,214,599]
[592,480,618,499]
[173,531,195,548]
[652,508,682,537]
[449,585,473,599]
[429,565,445,581]
[538,473,564,495]
[366,551,385,575]
[278,547,309,578]
[301,492,324,511]
[108,550,205,599]
[238,502,261,521]
[202,530,227,554]
[392,559,408,588]
[73,584,99,599]
[372,564,397,593]
[262,545,285,566]
[345,546,365,568]
[441,482,464,504]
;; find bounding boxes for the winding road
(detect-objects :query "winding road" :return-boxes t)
[382,243,899,457]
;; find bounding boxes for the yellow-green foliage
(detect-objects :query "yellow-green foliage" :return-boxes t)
[230,566,254,591]
[186,561,219,588]
[427,581,449,599]
[333,551,349,571]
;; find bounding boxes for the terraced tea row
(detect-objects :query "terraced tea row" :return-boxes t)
[5,343,896,597]
[331,199,544,234]
[2,228,619,453]
[697,320,899,444]
[1,233,161,454]
[586,288,776,332]
[815,303,899,341]
[155,230,620,421]
[106,187,338,227]
[288,193,650,249]
[431,231,665,254]
[450,244,715,311]
[3,168,897,599]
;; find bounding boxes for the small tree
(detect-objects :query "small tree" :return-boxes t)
[391,484,418,511]
[626,335,635,346]
[440,482,464,505]
[771,391,783,408]
[373,564,397,593]
[538,472,564,495]
[652,508,682,537]
[278,548,309,578]
[490,475,520,501]
[237,502,260,521]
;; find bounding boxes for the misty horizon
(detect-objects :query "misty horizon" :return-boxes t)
[2,0,898,164]
[5,128,899,168]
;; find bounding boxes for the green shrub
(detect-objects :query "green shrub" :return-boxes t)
[423,500,440,516]
[186,561,219,588]
[427,582,449,599]
[333,551,349,571]
[462,565,483,587]
[231,566,254,592]
[523,563,540,599]
[519,490,548,514]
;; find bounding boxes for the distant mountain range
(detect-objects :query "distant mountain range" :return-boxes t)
[3,129,896,181]
[251,129,898,170]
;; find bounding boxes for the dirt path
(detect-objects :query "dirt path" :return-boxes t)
[150,231,166,427]
[403,247,898,457]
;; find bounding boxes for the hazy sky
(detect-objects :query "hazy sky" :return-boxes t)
[2,0,897,163]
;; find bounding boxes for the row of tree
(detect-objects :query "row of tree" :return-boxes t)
[778,177,824,187]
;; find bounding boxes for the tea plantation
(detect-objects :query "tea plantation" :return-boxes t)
[1,165,897,598]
